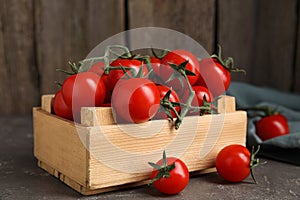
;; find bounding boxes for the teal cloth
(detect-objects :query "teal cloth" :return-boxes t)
[227,82,300,165]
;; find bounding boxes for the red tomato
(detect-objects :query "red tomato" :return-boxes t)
[180,85,213,116]
[107,59,146,91]
[191,86,213,107]
[255,114,289,141]
[150,57,161,75]
[160,49,200,91]
[53,90,73,120]
[216,144,253,182]
[149,152,189,195]
[154,85,180,119]
[100,73,111,103]
[61,72,106,121]
[87,61,104,76]
[111,78,160,123]
[197,58,231,97]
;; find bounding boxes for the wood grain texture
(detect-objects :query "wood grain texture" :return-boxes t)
[33,107,89,187]
[218,0,298,92]
[35,94,246,194]
[42,94,237,126]
[87,110,247,189]
[128,0,216,54]
[41,94,54,113]
[35,0,125,95]
[250,0,297,91]
[218,0,256,83]
[0,0,40,114]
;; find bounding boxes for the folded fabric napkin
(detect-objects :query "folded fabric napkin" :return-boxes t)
[227,82,300,165]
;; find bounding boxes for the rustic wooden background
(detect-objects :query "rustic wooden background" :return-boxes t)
[0,0,299,115]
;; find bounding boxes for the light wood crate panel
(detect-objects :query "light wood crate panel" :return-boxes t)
[33,95,247,195]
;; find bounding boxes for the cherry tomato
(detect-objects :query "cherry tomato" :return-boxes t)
[100,73,111,103]
[111,78,160,123]
[149,57,161,75]
[191,86,213,107]
[86,62,111,103]
[154,85,180,119]
[216,144,254,182]
[197,58,230,97]
[149,151,189,195]
[87,61,104,76]
[160,49,200,91]
[179,85,213,116]
[53,90,73,120]
[107,59,146,91]
[255,114,289,141]
[61,72,106,121]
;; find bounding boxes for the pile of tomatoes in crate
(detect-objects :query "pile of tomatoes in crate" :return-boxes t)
[52,45,290,195]
[53,45,242,128]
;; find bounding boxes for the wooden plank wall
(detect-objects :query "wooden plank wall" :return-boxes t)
[0,0,299,115]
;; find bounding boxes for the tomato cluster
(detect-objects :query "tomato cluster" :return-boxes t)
[53,46,237,126]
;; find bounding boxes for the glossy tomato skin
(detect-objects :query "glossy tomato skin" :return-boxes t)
[191,86,213,106]
[150,57,161,75]
[88,61,104,76]
[107,59,146,91]
[87,62,111,103]
[151,157,189,195]
[61,72,106,121]
[101,73,111,103]
[154,85,180,119]
[197,58,231,97]
[53,90,73,120]
[160,49,200,91]
[255,114,289,141]
[216,144,251,182]
[112,78,160,123]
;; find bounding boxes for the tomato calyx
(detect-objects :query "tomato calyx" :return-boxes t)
[189,95,213,115]
[148,150,176,185]
[211,45,245,74]
[160,89,181,120]
[151,48,169,59]
[159,60,212,129]
[56,61,83,75]
[167,60,197,88]
[249,145,261,184]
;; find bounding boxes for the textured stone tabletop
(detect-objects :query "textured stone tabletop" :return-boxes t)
[0,116,299,200]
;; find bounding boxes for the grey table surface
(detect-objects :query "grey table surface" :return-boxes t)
[0,115,300,200]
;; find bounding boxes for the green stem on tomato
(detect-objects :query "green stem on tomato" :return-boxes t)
[174,73,195,129]
[249,145,261,184]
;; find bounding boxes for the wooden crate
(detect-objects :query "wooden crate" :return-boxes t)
[33,95,247,195]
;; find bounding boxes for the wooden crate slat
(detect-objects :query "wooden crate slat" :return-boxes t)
[34,95,247,195]
[87,111,246,188]
[33,108,89,187]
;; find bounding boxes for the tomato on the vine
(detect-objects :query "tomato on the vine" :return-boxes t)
[148,151,189,195]
[111,78,160,123]
[192,86,213,106]
[255,114,289,141]
[61,72,106,121]
[154,85,180,119]
[216,144,259,183]
[86,61,111,103]
[149,57,161,75]
[53,90,73,120]
[160,49,200,91]
[107,59,147,91]
[87,61,104,76]
[196,58,230,98]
